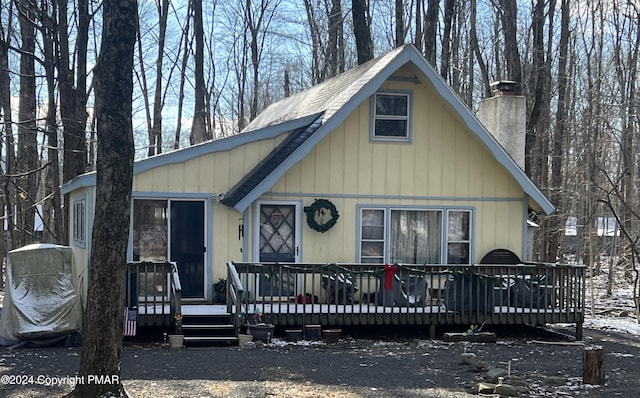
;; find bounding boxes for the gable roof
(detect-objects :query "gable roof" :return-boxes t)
[224,44,554,215]
[62,44,554,216]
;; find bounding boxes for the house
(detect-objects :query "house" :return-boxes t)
[62,44,584,341]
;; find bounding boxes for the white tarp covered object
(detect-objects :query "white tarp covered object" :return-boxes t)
[0,244,83,346]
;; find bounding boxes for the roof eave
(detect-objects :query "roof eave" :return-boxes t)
[230,45,554,215]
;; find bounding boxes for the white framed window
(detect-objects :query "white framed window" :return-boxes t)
[446,210,471,264]
[358,207,472,265]
[360,209,386,264]
[72,198,86,245]
[371,91,411,141]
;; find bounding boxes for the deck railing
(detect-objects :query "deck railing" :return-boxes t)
[227,261,586,339]
[126,261,182,330]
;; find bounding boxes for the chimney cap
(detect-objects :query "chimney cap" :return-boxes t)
[490,80,518,96]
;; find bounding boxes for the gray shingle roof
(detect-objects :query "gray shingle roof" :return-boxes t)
[241,46,407,133]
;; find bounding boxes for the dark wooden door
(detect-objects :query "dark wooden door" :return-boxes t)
[170,200,205,299]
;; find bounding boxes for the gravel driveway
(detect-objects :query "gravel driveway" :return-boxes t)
[1,326,639,397]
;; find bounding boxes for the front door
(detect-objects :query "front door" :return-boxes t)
[132,199,206,300]
[170,201,206,299]
[258,203,298,262]
[257,203,300,297]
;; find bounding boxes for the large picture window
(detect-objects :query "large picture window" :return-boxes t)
[371,92,411,141]
[359,207,472,265]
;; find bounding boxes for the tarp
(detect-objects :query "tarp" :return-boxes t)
[0,244,83,346]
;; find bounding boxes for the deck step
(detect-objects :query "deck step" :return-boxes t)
[182,324,235,330]
[181,311,238,346]
[183,336,239,342]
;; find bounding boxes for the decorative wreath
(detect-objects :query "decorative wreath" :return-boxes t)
[304,199,340,233]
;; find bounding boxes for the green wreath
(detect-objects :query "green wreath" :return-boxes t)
[305,199,340,233]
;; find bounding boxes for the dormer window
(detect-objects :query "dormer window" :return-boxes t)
[371,91,411,142]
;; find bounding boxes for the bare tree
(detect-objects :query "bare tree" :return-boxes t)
[57,0,90,245]
[423,0,438,65]
[327,0,344,76]
[612,1,640,278]
[352,0,373,64]
[151,0,170,155]
[414,0,422,51]
[244,0,280,121]
[68,0,137,396]
[15,1,38,248]
[395,0,405,47]
[547,0,571,263]
[190,0,209,144]
[439,0,454,80]
[39,0,63,243]
[173,0,192,148]
[497,0,522,89]
[469,0,490,98]
[0,0,16,265]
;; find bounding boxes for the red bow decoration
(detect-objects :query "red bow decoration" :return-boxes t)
[384,263,397,290]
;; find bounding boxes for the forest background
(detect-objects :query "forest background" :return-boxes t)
[0,0,638,300]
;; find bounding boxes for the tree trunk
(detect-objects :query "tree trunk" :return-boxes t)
[395,0,405,47]
[173,0,192,149]
[303,0,323,84]
[58,0,89,244]
[136,20,153,156]
[548,0,570,263]
[497,0,522,88]
[41,0,63,243]
[58,0,88,181]
[16,3,38,248]
[150,0,169,155]
[327,0,343,77]
[440,0,454,80]
[0,0,16,258]
[68,0,137,396]
[248,1,260,121]
[583,346,606,385]
[423,0,438,66]
[469,0,490,99]
[352,0,373,64]
[190,0,208,144]
[414,0,423,51]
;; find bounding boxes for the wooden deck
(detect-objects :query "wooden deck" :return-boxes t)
[227,261,586,339]
[126,261,586,340]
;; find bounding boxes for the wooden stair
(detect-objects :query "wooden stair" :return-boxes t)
[181,311,238,346]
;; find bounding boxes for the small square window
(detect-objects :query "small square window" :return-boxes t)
[371,92,411,141]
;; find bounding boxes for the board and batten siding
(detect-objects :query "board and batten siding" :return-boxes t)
[133,133,288,194]
[263,76,526,265]
[131,133,289,283]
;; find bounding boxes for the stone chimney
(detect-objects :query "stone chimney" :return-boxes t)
[477,81,526,170]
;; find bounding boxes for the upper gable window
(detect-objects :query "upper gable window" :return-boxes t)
[371,91,411,142]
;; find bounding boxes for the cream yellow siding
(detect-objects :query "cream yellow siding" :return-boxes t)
[128,133,290,292]
[133,134,287,193]
[68,64,532,293]
[264,68,526,265]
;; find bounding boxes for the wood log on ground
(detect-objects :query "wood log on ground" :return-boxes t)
[583,345,606,385]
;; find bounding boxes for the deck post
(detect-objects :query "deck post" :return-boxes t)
[576,321,583,341]
[429,324,436,339]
